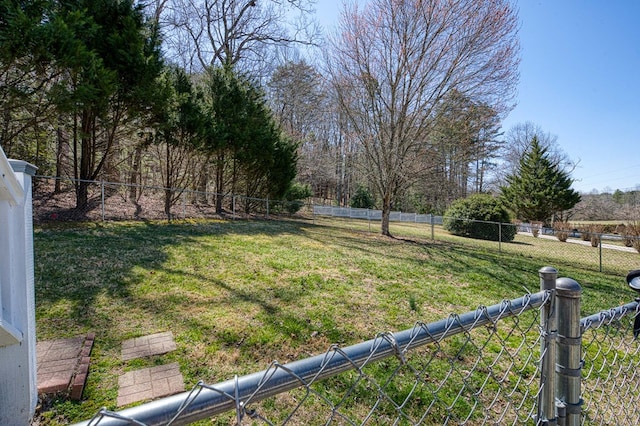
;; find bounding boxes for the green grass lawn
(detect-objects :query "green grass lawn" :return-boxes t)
[33,218,638,424]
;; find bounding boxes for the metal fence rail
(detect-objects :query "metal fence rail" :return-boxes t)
[73,289,552,425]
[69,266,640,426]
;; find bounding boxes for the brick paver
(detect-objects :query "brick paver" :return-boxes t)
[117,362,185,406]
[37,333,96,399]
[121,331,177,361]
[37,336,85,394]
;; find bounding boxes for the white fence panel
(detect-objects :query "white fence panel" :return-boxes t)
[0,147,38,424]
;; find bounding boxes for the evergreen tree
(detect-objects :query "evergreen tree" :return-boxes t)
[202,66,297,212]
[350,185,375,209]
[501,136,581,224]
[152,66,205,218]
[49,0,163,210]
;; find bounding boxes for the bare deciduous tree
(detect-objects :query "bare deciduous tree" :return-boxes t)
[160,0,317,73]
[328,0,519,235]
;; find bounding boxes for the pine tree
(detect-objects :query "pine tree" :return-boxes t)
[501,136,581,224]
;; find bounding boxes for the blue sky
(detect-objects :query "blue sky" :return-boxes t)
[313,1,640,193]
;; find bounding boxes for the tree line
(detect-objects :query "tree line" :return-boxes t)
[4,0,591,231]
[1,0,301,218]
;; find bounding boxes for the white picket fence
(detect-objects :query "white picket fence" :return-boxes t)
[0,146,38,424]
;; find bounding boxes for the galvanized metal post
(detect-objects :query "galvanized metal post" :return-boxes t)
[598,237,602,273]
[101,180,105,221]
[555,278,582,426]
[538,266,558,425]
[182,192,186,219]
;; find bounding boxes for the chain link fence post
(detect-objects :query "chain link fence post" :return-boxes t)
[555,277,583,426]
[101,180,105,221]
[598,236,602,273]
[538,266,558,425]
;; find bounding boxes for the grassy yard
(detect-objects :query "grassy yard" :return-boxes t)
[33,218,637,424]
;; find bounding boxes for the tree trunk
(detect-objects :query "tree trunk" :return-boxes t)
[76,180,89,213]
[164,188,172,220]
[381,192,392,237]
[55,121,68,193]
[197,160,209,204]
[164,142,172,220]
[76,111,93,212]
[129,143,143,201]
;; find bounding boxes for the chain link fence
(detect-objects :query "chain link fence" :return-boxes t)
[70,268,640,426]
[30,178,640,425]
[75,289,551,426]
[581,299,640,425]
[311,206,640,277]
[31,177,639,279]
[32,176,306,223]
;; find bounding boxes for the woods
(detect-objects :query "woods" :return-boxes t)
[4,0,617,228]
[1,0,302,218]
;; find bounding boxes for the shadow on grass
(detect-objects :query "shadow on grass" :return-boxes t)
[34,220,315,335]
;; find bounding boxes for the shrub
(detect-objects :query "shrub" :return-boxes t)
[625,221,640,253]
[554,222,572,242]
[531,221,543,238]
[624,235,635,248]
[350,186,376,209]
[575,224,591,241]
[282,182,312,214]
[443,194,516,242]
[588,224,604,247]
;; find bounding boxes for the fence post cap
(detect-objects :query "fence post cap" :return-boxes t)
[538,266,558,278]
[556,277,582,297]
[538,266,558,275]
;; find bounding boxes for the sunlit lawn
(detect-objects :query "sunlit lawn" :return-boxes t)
[33,218,638,423]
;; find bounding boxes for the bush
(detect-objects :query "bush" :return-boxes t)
[350,186,376,209]
[588,224,604,247]
[625,221,640,254]
[531,221,543,238]
[281,182,312,214]
[554,222,572,242]
[443,194,516,242]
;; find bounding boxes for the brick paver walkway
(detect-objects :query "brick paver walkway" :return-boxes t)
[121,331,177,361]
[117,363,185,406]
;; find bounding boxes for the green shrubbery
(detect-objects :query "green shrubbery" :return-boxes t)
[443,194,516,242]
[281,181,312,214]
[350,186,376,209]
